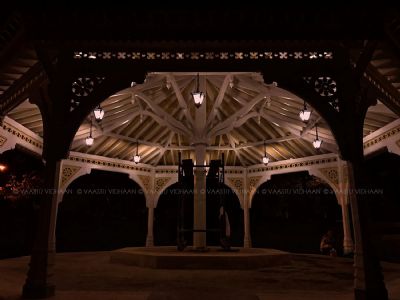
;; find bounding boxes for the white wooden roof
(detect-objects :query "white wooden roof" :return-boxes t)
[8,72,398,166]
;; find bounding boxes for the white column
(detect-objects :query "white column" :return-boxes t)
[341,201,354,254]
[338,158,354,254]
[146,205,154,247]
[243,194,252,248]
[243,171,251,248]
[192,75,208,250]
[193,143,207,249]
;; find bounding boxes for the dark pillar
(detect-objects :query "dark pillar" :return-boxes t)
[333,42,388,299]
[22,159,61,298]
[342,91,387,299]
[347,158,388,300]
[22,51,72,298]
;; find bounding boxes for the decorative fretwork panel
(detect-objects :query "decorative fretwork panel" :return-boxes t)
[318,167,339,188]
[67,155,151,172]
[70,76,105,111]
[248,176,262,191]
[363,125,400,149]
[61,165,81,188]
[155,169,178,174]
[155,177,173,193]
[225,169,244,174]
[304,76,340,112]
[227,177,244,193]
[248,157,337,174]
[138,175,152,193]
[0,135,6,147]
[314,77,337,97]
[73,51,334,61]
[1,123,42,149]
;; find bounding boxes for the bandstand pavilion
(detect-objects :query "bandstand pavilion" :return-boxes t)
[0,7,399,300]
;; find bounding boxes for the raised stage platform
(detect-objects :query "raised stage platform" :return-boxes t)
[110,246,291,269]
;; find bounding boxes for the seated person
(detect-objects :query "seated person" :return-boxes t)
[320,230,337,256]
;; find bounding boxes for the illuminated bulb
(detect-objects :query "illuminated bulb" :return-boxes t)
[299,109,311,122]
[133,154,141,164]
[192,73,205,108]
[192,91,205,108]
[85,136,94,146]
[93,106,104,121]
[313,138,322,149]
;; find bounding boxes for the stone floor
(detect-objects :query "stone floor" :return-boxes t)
[110,247,291,269]
[0,251,399,300]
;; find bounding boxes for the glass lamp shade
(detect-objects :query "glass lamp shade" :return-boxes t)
[262,155,269,165]
[192,91,205,108]
[85,136,94,146]
[133,154,141,164]
[93,107,105,121]
[313,138,322,149]
[299,109,311,122]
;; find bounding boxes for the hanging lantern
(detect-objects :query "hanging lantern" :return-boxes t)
[133,141,141,164]
[191,73,205,108]
[313,124,323,149]
[93,105,105,121]
[299,100,311,122]
[262,140,269,165]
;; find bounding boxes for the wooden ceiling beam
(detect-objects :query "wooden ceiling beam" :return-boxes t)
[168,73,194,127]
[226,133,246,166]
[136,92,191,136]
[208,92,268,138]
[206,74,231,127]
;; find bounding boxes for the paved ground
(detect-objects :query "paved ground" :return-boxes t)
[0,251,399,300]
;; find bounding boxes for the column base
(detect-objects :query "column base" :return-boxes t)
[343,239,354,255]
[192,247,209,252]
[243,238,252,248]
[344,247,354,255]
[146,236,154,247]
[22,283,55,299]
[193,232,207,250]
[354,287,388,300]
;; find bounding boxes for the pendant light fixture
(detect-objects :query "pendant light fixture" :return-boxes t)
[299,100,311,122]
[191,73,205,108]
[262,140,269,165]
[313,123,322,149]
[133,140,141,164]
[85,118,94,146]
[93,105,105,121]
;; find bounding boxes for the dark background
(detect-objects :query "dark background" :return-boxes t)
[0,148,399,260]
